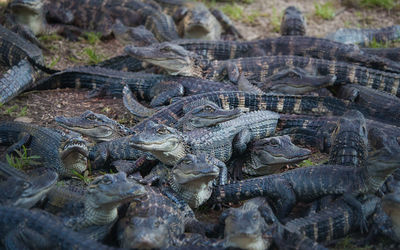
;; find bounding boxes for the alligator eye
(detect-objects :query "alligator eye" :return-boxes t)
[101,176,112,184]
[183,160,192,164]
[269,139,279,146]
[204,106,215,112]
[157,127,168,134]
[160,46,171,52]
[23,182,30,189]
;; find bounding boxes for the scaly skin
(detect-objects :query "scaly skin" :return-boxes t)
[325,25,400,47]
[0,162,58,208]
[336,84,400,127]
[56,110,134,142]
[9,0,179,41]
[280,6,306,36]
[130,110,280,165]
[170,36,400,72]
[240,135,311,176]
[362,47,400,63]
[63,172,146,240]
[125,43,400,97]
[328,110,369,167]
[0,122,88,177]
[209,148,400,222]
[381,193,400,242]
[117,184,205,248]
[0,206,117,250]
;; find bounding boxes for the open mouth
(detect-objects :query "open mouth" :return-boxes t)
[185,25,210,38]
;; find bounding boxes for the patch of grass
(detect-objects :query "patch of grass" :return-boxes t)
[270,8,282,33]
[48,56,61,68]
[367,37,390,48]
[298,159,315,167]
[333,235,373,250]
[38,34,63,42]
[314,2,336,20]
[5,105,18,115]
[83,31,102,45]
[17,106,28,117]
[6,146,41,170]
[220,3,243,21]
[83,47,105,65]
[71,170,93,185]
[361,0,397,10]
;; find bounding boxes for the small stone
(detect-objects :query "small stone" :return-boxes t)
[14,117,33,123]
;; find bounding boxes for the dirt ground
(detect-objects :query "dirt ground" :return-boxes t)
[0,0,400,248]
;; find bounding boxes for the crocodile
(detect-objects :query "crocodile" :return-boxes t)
[235,135,311,177]
[8,0,180,41]
[117,183,209,248]
[125,43,400,97]
[209,147,400,226]
[166,36,400,73]
[130,110,280,165]
[0,122,88,177]
[325,25,400,47]
[280,6,306,36]
[328,110,369,167]
[335,84,400,127]
[0,206,117,250]
[0,162,58,208]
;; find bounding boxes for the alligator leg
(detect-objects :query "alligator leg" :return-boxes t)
[233,129,251,155]
[213,61,240,83]
[5,223,52,250]
[149,81,184,107]
[343,193,369,234]
[210,9,243,39]
[237,73,264,94]
[5,133,32,156]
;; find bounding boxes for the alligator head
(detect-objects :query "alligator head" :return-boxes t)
[0,162,58,208]
[125,42,200,76]
[129,121,186,166]
[9,0,45,35]
[244,135,311,176]
[382,192,400,242]
[280,6,306,36]
[178,3,222,40]
[170,153,220,208]
[177,101,242,131]
[119,216,170,249]
[56,110,131,142]
[259,68,337,95]
[60,135,88,174]
[222,198,273,250]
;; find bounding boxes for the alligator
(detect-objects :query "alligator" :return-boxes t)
[117,181,211,248]
[167,36,400,73]
[130,110,280,165]
[209,147,400,227]
[335,84,400,127]
[94,55,145,72]
[141,153,226,208]
[8,0,180,41]
[361,47,400,63]
[325,25,400,47]
[0,205,117,250]
[380,192,400,242]
[56,110,134,142]
[0,59,38,104]
[276,195,381,247]
[280,6,306,36]
[234,135,311,177]
[112,22,158,46]
[328,110,369,167]
[31,66,238,107]
[0,122,88,177]
[126,42,400,97]
[131,91,351,133]
[218,197,326,250]
[0,162,58,208]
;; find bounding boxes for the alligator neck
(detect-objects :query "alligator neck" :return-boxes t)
[363,164,397,192]
[152,142,188,166]
[168,174,214,208]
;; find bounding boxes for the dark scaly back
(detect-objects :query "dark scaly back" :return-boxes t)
[0,24,43,66]
[328,110,368,167]
[132,91,350,132]
[280,6,306,36]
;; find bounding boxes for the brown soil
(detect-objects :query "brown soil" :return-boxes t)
[0,0,399,248]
